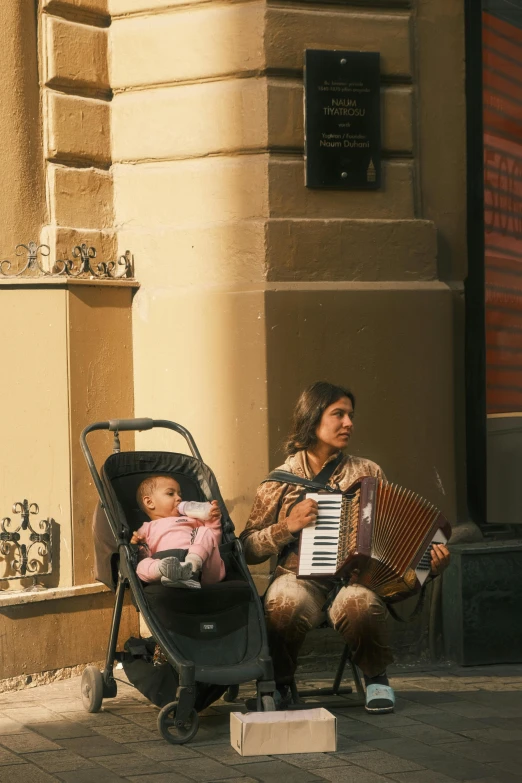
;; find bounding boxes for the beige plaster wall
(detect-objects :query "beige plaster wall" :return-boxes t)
[265,283,455,518]
[0,0,465,678]
[0,0,137,679]
[415,0,467,283]
[111,3,273,514]
[131,286,269,527]
[110,0,461,565]
[0,283,136,591]
[30,0,465,576]
[0,288,72,590]
[415,0,468,522]
[36,0,136,589]
[0,0,466,682]
[68,285,135,586]
[0,591,137,681]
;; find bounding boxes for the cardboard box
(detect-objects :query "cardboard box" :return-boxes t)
[230,708,337,756]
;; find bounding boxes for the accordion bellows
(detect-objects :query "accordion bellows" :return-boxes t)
[298,477,451,599]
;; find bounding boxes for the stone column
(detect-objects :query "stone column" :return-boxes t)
[111,1,460,585]
[41,0,114,258]
[0,0,45,257]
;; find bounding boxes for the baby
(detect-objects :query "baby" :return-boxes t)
[131,475,225,589]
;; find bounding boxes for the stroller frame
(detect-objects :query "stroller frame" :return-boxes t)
[81,417,276,743]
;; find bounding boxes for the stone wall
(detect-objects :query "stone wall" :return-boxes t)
[41,0,115,258]
[109,0,466,596]
[0,0,468,676]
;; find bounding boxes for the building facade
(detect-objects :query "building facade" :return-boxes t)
[0,0,507,681]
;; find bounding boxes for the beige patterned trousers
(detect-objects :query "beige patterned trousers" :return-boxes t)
[264,572,394,682]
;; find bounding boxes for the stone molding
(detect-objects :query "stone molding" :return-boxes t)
[0,582,108,608]
[42,0,110,27]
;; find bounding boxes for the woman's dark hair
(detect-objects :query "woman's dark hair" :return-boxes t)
[284,381,355,456]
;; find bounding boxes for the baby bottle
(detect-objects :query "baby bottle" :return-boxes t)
[178,500,213,520]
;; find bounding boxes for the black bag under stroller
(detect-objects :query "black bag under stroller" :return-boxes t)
[80,417,276,744]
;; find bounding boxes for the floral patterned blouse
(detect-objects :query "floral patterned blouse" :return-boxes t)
[240,450,386,574]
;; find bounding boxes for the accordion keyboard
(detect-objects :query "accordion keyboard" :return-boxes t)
[298,494,343,577]
[414,527,448,585]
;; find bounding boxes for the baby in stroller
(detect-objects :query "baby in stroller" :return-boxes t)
[131,475,225,588]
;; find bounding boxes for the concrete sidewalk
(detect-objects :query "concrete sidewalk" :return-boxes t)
[0,665,521,783]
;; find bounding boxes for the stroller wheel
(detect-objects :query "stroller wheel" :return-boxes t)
[158,703,199,745]
[81,666,104,713]
[223,684,239,703]
[261,694,276,712]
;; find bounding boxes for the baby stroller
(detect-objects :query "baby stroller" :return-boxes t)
[80,418,276,744]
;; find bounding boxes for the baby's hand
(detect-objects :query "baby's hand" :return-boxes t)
[208,500,222,523]
[130,532,146,546]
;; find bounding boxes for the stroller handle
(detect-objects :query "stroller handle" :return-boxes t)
[109,418,154,431]
[82,419,203,461]
[80,419,205,523]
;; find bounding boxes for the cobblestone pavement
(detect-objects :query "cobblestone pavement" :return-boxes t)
[1,665,522,783]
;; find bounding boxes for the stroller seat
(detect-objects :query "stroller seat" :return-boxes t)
[144,581,253,666]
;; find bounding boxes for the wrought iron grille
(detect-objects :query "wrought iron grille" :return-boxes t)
[0,500,52,591]
[0,242,134,280]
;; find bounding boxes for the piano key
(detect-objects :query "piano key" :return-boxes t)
[315,521,339,525]
[312,559,337,563]
[304,546,337,550]
[316,516,340,521]
[307,530,339,544]
[308,544,336,549]
[312,536,339,544]
[310,536,339,545]
[317,508,341,513]
[303,557,337,562]
[316,510,341,515]
[301,560,337,565]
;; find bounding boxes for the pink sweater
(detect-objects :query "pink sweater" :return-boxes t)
[135,515,225,585]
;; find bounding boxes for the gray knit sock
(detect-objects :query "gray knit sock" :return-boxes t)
[158,556,193,583]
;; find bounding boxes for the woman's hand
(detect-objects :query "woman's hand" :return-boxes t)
[430,543,450,576]
[286,498,319,534]
[130,532,146,546]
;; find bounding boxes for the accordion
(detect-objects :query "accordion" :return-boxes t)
[297,477,451,598]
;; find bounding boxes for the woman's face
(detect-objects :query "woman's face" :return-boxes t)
[314,396,354,451]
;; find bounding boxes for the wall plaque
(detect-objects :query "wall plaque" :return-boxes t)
[304,49,381,189]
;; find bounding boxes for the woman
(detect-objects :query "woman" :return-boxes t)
[240,381,450,713]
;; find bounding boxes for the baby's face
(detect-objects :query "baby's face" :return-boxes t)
[147,477,182,519]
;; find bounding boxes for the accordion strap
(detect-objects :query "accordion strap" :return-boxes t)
[385,578,434,622]
[262,452,343,492]
[262,471,338,492]
[262,454,343,576]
